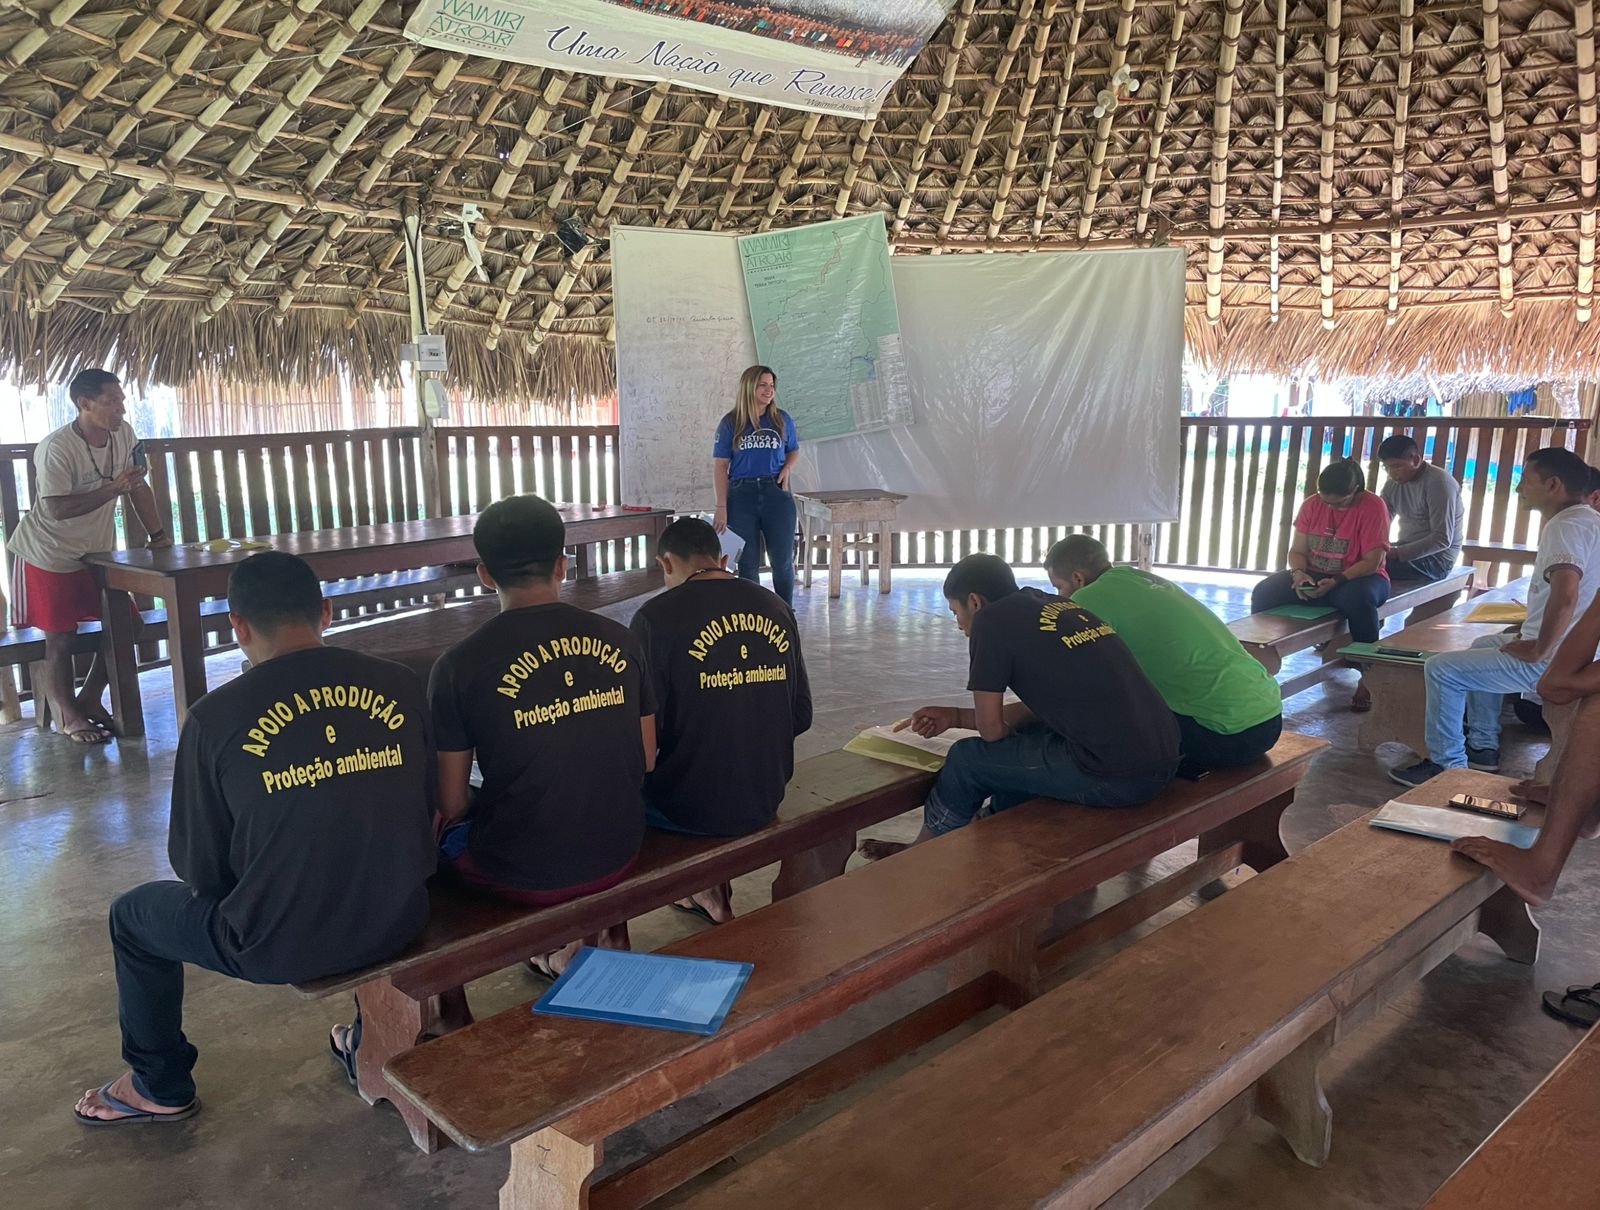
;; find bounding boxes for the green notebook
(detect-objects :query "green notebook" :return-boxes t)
[1265,603,1337,620]
[1340,641,1433,663]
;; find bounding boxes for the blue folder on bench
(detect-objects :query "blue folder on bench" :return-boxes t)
[532,947,753,1035]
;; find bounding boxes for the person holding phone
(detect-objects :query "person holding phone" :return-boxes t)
[712,365,801,605]
[6,369,172,744]
[1250,458,1392,708]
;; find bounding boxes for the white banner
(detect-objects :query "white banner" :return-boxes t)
[403,0,956,119]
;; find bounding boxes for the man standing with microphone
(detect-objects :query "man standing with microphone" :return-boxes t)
[6,369,171,743]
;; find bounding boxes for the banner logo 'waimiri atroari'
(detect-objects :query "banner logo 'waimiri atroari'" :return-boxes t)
[427,0,523,49]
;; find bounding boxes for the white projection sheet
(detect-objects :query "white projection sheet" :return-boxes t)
[613,226,1182,528]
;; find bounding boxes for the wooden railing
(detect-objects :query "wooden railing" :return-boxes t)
[2,417,1589,592]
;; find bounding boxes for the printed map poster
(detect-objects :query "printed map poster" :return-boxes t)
[403,0,956,119]
[737,212,911,443]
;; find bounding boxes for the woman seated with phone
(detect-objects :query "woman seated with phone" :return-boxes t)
[1250,459,1392,711]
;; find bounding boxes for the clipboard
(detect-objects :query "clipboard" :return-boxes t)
[532,947,753,1036]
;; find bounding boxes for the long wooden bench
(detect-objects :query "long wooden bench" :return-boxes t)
[1423,1020,1600,1208]
[293,748,935,1152]
[383,733,1325,1199]
[1229,566,1474,699]
[677,768,1539,1210]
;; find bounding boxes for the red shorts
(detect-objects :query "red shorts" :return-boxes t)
[8,558,129,633]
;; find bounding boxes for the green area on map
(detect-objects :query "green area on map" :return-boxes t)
[738,213,908,442]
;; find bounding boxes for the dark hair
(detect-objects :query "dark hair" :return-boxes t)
[657,516,722,562]
[227,552,324,631]
[1044,534,1112,581]
[943,554,1018,604]
[1317,459,1366,497]
[1524,446,1592,497]
[1377,434,1419,461]
[1588,465,1600,497]
[473,494,566,587]
[68,368,120,406]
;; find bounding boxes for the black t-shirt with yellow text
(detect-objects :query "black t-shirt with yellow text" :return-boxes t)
[967,588,1179,780]
[429,602,655,891]
[168,646,435,983]
[631,575,812,835]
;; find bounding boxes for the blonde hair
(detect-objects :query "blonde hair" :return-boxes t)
[727,365,782,445]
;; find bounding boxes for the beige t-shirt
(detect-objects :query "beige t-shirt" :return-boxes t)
[8,421,138,572]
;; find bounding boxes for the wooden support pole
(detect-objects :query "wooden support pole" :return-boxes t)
[1204,0,1246,324]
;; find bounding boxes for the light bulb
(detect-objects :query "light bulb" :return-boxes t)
[1128,77,1141,93]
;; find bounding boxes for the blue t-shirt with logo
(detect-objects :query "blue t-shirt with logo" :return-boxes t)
[714,412,799,481]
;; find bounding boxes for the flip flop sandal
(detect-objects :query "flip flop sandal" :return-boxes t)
[670,900,718,926]
[74,1081,200,1127]
[63,724,112,746]
[1565,981,1600,996]
[1542,987,1600,1029]
[525,956,560,982]
[327,996,362,1087]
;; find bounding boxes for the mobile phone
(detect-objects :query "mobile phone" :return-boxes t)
[1447,792,1526,821]
[131,441,148,470]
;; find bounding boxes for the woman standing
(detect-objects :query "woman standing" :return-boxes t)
[1251,458,1392,709]
[713,365,801,605]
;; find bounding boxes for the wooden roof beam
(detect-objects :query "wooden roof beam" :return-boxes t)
[0,0,90,86]
[117,0,385,317]
[25,0,249,308]
[1267,0,1285,321]
[276,54,464,317]
[1387,0,1416,324]
[663,97,727,220]
[759,110,823,232]
[713,106,771,228]
[1133,0,1190,239]
[893,0,974,240]
[1030,0,1087,241]
[1315,0,1342,328]
[1204,0,1246,324]
[1077,0,1134,240]
[427,72,571,331]
[833,114,878,219]
[1575,0,1597,321]
[49,0,182,135]
[939,0,1033,242]
[988,0,1056,239]
[1482,0,1514,315]
[202,44,418,319]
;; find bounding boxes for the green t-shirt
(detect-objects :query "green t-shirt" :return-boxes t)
[1073,567,1280,736]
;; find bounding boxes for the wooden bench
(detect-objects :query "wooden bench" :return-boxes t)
[293,749,935,1152]
[1351,575,1532,754]
[325,566,664,681]
[1229,566,1474,699]
[676,768,1539,1210]
[1423,1020,1600,1208]
[382,733,1325,1198]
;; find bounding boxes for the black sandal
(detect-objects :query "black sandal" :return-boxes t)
[1542,986,1600,1029]
[327,997,362,1086]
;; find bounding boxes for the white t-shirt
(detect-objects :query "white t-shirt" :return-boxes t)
[7,421,138,572]
[1523,503,1600,640]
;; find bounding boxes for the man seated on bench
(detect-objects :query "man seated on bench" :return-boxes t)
[1379,434,1464,585]
[629,517,812,923]
[73,552,435,1126]
[1044,535,1281,772]
[861,554,1178,860]
[1390,446,1600,788]
[429,495,656,977]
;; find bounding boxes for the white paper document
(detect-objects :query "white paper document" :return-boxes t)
[1369,799,1538,849]
[718,526,746,567]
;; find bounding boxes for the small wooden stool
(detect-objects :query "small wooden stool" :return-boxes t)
[795,490,907,599]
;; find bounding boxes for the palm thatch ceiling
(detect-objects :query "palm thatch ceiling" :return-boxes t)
[0,0,1594,399]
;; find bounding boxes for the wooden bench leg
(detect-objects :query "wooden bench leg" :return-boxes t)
[1241,643,1283,676]
[353,976,447,1153]
[502,1127,601,1210]
[947,916,1044,1008]
[1256,1018,1335,1167]
[1477,884,1541,965]
[771,831,856,900]
[1197,790,1292,874]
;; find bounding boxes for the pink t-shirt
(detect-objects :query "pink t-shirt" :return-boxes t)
[1294,491,1392,580]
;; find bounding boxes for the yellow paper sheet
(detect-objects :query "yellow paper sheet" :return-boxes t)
[1465,602,1527,624]
[842,724,981,774]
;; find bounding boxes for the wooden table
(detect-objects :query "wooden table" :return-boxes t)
[1353,576,1530,754]
[83,505,672,735]
[794,489,906,598]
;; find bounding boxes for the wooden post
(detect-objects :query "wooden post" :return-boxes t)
[403,211,443,520]
[1135,523,1156,570]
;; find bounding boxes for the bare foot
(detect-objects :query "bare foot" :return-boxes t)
[1451,837,1559,906]
[73,1071,193,1122]
[75,694,118,734]
[858,839,909,862]
[59,718,112,745]
[1510,780,1550,806]
[678,883,735,924]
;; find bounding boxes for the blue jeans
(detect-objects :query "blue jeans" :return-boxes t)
[1424,633,1547,766]
[924,725,1176,836]
[1390,551,1458,584]
[726,478,797,605]
[1251,569,1391,643]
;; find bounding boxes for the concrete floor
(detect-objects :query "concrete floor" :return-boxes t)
[0,569,1592,1209]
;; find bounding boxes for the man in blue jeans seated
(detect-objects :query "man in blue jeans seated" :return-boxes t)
[859,554,1179,860]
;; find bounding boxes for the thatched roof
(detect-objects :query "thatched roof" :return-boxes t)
[0,0,1595,400]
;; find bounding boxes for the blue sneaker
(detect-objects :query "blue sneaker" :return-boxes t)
[1467,747,1501,772]
[1388,759,1445,789]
